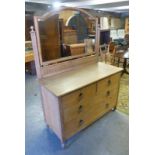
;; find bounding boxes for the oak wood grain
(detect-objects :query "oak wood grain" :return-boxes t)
[40,62,122,97]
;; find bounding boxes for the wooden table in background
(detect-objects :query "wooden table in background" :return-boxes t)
[25,50,36,74]
[25,50,34,63]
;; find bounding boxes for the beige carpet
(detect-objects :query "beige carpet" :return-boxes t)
[99,58,129,115]
[117,74,129,115]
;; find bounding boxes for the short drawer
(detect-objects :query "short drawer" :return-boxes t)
[61,90,81,109]
[96,87,119,108]
[80,83,96,101]
[61,83,96,109]
[106,88,119,107]
[97,73,121,94]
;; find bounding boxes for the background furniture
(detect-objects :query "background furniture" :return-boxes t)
[39,14,61,62]
[84,39,95,53]
[113,50,129,75]
[100,30,110,45]
[125,17,129,34]
[65,43,85,56]
[25,41,36,74]
[67,13,88,42]
[63,29,78,44]
[122,51,129,75]
[25,15,34,41]
[112,49,129,76]
[25,51,34,63]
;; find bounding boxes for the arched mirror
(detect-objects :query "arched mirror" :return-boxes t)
[34,7,98,66]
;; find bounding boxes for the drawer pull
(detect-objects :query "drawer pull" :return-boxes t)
[108,79,111,85]
[106,91,110,96]
[78,105,83,113]
[105,103,109,108]
[79,93,83,100]
[79,119,84,126]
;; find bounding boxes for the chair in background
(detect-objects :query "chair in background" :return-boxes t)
[100,41,116,64]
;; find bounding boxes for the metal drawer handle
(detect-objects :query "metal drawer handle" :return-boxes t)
[106,91,110,96]
[79,119,84,126]
[78,105,83,113]
[108,80,111,86]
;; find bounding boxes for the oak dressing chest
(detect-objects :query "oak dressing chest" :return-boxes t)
[30,7,123,148]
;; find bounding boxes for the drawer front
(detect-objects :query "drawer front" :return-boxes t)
[63,100,109,139]
[64,116,89,139]
[61,83,96,122]
[61,90,81,109]
[97,73,121,94]
[94,87,119,111]
[80,83,96,101]
[61,83,96,109]
[63,101,91,123]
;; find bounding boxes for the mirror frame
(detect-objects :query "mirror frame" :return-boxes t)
[33,7,99,66]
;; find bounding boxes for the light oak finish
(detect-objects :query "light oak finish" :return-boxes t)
[40,86,64,142]
[40,62,122,96]
[39,62,122,142]
[40,71,122,141]
[30,7,123,147]
[40,54,97,78]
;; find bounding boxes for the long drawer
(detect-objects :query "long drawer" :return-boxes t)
[63,99,110,138]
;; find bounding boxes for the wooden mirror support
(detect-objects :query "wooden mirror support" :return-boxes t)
[30,7,122,148]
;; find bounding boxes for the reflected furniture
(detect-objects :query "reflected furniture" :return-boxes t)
[65,43,85,56]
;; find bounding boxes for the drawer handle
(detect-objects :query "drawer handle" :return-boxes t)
[105,103,109,108]
[79,93,83,100]
[106,91,110,96]
[79,119,84,126]
[108,79,111,85]
[78,105,83,113]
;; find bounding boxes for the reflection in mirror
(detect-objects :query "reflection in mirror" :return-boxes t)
[38,9,96,62]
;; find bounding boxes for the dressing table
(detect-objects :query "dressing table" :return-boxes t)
[31,7,123,148]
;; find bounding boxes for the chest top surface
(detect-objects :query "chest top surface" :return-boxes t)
[39,62,123,97]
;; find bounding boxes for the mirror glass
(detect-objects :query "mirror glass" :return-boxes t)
[38,9,96,63]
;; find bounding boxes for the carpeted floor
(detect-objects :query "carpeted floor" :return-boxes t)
[117,74,129,115]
